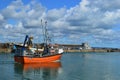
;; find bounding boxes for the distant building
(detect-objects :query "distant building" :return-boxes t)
[82,43,92,49]
[61,42,92,50]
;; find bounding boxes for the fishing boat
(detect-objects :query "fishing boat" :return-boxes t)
[14,21,63,64]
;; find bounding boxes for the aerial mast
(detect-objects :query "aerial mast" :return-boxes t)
[41,19,45,43]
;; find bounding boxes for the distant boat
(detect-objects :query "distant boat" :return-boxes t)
[14,21,63,64]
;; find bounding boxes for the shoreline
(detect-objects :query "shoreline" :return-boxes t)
[64,48,120,53]
[0,48,12,53]
[0,48,120,53]
[0,43,120,53]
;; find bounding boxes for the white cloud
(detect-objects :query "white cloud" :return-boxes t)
[0,14,4,20]
[4,24,13,29]
[0,0,120,47]
[47,8,66,21]
[103,10,120,24]
[80,0,90,11]
[0,14,5,27]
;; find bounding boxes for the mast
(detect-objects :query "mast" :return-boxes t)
[41,20,49,55]
[41,19,45,43]
[41,20,49,45]
[45,21,48,44]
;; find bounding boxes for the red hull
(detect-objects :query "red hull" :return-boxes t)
[14,54,62,64]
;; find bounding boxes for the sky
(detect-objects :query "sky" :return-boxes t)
[0,0,120,48]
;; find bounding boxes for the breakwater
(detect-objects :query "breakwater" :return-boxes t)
[0,43,12,53]
[0,48,12,53]
[0,43,120,53]
[64,48,120,53]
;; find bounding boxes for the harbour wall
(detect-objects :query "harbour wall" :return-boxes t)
[0,43,12,53]
[64,48,120,53]
[0,43,120,53]
[0,48,12,53]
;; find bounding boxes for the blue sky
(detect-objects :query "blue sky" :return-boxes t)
[0,0,80,9]
[0,0,120,48]
[37,0,81,9]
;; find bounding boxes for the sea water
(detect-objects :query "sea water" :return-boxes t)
[0,52,120,80]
